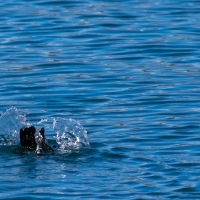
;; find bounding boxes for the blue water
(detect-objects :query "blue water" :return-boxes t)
[1,0,200,199]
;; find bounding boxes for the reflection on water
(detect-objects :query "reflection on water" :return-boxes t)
[0,0,200,199]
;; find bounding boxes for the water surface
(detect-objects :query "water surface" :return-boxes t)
[1,0,200,199]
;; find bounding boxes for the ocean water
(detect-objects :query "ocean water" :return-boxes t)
[0,0,200,199]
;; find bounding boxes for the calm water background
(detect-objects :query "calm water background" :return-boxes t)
[0,0,200,199]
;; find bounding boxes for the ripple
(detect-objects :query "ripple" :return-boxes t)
[1,0,200,199]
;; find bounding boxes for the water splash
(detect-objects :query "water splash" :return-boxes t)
[52,117,90,150]
[0,107,27,145]
[0,107,90,151]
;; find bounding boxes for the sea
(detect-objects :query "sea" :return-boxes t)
[0,0,200,199]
